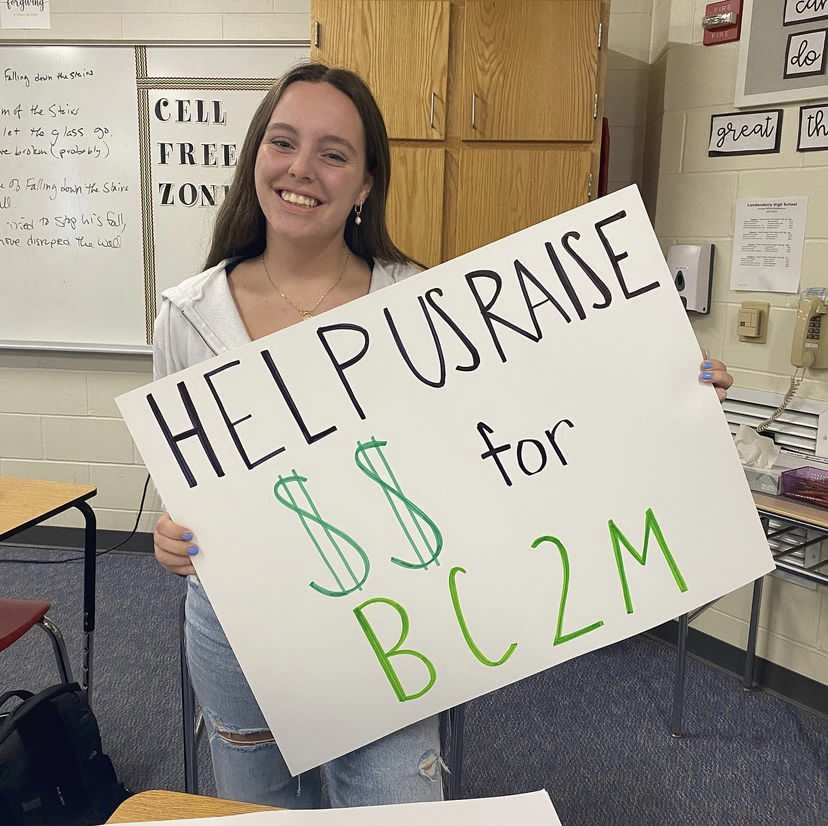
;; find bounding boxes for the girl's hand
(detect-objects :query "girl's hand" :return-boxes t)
[153,511,198,576]
[700,357,733,403]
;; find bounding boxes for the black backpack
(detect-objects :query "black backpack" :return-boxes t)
[0,682,131,825]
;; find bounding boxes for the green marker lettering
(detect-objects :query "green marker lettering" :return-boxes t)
[353,597,436,702]
[355,438,443,570]
[608,507,688,614]
[531,534,604,645]
[274,471,370,597]
[449,566,517,666]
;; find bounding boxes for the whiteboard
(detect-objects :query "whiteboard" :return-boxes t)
[0,46,146,348]
[0,42,309,351]
[146,45,308,79]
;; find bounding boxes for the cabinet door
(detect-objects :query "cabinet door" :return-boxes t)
[454,147,593,256]
[462,0,602,141]
[312,0,450,140]
[387,146,445,268]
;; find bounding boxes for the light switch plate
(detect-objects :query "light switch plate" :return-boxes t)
[738,300,769,342]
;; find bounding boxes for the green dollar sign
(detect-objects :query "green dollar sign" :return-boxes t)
[273,471,370,597]
[354,438,442,570]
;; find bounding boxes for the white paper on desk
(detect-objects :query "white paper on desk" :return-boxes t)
[107,789,563,826]
[118,185,775,775]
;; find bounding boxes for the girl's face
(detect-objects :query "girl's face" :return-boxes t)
[255,81,373,248]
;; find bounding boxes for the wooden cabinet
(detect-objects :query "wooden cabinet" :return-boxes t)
[461,0,602,142]
[311,0,608,268]
[454,147,594,255]
[387,146,446,267]
[312,0,450,140]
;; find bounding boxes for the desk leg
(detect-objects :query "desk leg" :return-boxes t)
[670,613,689,737]
[743,576,764,691]
[75,500,96,701]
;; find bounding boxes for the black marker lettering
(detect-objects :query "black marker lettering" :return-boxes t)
[545,242,586,320]
[465,269,538,363]
[204,360,285,469]
[260,349,337,445]
[560,231,612,309]
[147,383,224,489]
[317,323,371,420]
[423,287,481,373]
[595,211,660,299]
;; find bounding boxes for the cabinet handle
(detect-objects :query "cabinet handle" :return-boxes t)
[312,20,320,48]
[430,91,436,129]
[471,92,477,130]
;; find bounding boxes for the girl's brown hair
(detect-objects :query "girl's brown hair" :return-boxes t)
[205,61,407,269]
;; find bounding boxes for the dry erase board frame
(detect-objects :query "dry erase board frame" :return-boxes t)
[736,0,828,107]
[0,41,309,354]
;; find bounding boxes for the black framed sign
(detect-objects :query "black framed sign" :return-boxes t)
[708,110,783,156]
[784,28,828,77]
[798,103,828,149]
[737,0,828,106]
[784,0,828,27]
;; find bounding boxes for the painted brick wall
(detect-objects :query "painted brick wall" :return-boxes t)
[649,1,828,685]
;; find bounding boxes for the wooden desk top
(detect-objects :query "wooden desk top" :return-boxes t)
[107,790,276,822]
[752,490,828,532]
[0,476,97,539]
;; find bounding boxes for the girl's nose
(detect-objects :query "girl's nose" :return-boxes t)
[288,149,314,180]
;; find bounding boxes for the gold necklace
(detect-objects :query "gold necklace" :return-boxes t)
[261,249,350,320]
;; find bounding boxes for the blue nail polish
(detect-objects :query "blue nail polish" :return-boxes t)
[182,531,192,541]
[702,371,713,380]
[703,360,713,369]
[187,545,199,555]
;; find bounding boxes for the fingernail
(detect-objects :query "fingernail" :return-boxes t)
[702,371,713,380]
[187,545,199,555]
[703,361,713,369]
[182,531,192,541]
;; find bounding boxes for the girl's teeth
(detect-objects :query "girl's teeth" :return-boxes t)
[281,191,318,208]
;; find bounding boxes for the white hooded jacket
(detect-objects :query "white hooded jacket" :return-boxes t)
[153,257,420,380]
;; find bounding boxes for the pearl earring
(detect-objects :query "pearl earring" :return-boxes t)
[354,202,363,226]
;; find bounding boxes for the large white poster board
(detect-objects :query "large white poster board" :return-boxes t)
[112,790,562,826]
[117,186,774,776]
[0,46,145,347]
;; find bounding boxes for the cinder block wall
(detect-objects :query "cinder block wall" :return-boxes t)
[646,1,828,685]
[0,0,648,535]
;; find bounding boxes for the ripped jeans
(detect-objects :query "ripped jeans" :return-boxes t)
[185,575,444,808]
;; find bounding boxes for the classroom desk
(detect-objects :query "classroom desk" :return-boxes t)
[670,490,828,735]
[0,476,98,698]
[106,790,276,822]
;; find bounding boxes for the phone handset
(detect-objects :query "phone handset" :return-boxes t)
[757,287,828,434]
[791,287,828,368]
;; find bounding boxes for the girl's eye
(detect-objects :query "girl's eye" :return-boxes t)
[271,138,293,150]
[324,152,347,163]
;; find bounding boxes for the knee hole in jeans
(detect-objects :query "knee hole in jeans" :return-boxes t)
[418,750,446,782]
[214,728,275,747]
[202,709,275,748]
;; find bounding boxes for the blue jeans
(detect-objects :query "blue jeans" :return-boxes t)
[185,576,444,808]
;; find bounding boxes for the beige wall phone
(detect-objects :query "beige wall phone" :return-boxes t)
[791,287,828,368]
[757,287,827,433]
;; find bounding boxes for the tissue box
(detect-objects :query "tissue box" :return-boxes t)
[780,467,828,508]
[743,464,784,495]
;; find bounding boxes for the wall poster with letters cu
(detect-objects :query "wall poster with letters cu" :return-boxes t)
[736,0,828,106]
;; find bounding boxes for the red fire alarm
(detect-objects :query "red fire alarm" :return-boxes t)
[702,0,742,46]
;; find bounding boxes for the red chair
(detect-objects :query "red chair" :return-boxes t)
[0,599,74,685]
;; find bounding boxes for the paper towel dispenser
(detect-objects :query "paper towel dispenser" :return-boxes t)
[667,244,714,314]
